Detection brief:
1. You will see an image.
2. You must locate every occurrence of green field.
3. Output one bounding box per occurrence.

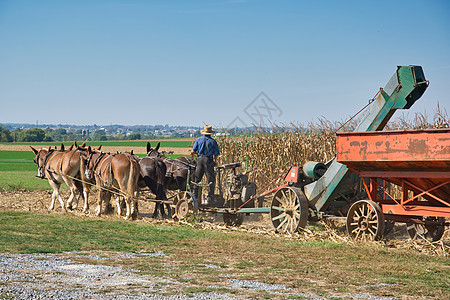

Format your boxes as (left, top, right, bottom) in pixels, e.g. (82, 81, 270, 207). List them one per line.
(0, 151, 48, 190)
(0, 149, 183, 191)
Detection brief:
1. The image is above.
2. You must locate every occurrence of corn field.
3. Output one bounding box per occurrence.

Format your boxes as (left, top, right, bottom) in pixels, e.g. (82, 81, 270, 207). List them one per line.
(216, 105, 449, 195)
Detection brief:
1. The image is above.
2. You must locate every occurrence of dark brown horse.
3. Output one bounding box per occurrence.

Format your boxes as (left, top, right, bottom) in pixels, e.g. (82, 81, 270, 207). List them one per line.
(135, 155, 170, 218)
(81, 148, 140, 219)
(146, 142, 196, 191)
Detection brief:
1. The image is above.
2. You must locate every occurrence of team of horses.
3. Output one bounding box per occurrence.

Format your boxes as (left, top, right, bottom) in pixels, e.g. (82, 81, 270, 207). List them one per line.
(30, 141, 194, 220)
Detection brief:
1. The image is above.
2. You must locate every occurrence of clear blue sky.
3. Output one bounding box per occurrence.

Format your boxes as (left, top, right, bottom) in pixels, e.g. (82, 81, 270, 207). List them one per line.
(1, 0, 449, 127)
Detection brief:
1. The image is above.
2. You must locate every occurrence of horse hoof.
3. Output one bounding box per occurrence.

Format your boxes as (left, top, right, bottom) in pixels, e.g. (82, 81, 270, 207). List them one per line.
(67, 205, 73, 211)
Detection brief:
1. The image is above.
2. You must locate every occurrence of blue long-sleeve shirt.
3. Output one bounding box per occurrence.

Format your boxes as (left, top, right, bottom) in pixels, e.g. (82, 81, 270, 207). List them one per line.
(192, 135, 220, 157)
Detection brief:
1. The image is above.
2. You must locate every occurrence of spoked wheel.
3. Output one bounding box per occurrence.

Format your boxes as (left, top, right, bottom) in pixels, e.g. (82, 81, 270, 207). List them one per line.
(406, 217, 445, 242)
(223, 212, 244, 227)
(171, 191, 198, 220)
(346, 200, 385, 241)
(270, 187, 308, 234)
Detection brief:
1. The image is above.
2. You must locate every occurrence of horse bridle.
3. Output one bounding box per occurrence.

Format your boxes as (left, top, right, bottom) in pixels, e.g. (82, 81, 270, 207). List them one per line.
(146, 149, 163, 158)
(85, 151, 107, 176)
(34, 149, 56, 178)
(147, 149, 196, 173)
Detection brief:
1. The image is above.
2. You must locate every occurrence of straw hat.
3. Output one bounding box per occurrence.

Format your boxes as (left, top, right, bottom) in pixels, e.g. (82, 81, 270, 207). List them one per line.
(200, 124, 215, 135)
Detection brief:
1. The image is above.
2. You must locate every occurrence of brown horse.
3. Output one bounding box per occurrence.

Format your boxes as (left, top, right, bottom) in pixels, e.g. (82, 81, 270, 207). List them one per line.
(31, 144, 82, 211)
(81, 147, 140, 219)
(62, 141, 102, 212)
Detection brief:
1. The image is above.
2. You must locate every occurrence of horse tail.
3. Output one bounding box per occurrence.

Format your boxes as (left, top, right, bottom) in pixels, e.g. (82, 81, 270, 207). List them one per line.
(153, 158, 167, 200)
(157, 160, 166, 188)
(128, 156, 140, 197)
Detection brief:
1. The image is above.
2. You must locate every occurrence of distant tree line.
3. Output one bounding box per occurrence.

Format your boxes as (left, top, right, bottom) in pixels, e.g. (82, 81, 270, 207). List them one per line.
(0, 126, 159, 142)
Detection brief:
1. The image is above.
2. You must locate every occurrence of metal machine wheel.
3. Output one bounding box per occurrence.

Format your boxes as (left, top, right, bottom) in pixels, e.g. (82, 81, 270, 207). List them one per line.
(223, 212, 244, 227)
(346, 200, 385, 241)
(171, 191, 198, 220)
(270, 187, 308, 234)
(406, 217, 445, 242)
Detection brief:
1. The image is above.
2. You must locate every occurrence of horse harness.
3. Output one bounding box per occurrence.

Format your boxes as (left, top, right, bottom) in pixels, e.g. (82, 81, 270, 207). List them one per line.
(35, 148, 59, 182)
(89, 152, 136, 188)
(146, 150, 195, 177)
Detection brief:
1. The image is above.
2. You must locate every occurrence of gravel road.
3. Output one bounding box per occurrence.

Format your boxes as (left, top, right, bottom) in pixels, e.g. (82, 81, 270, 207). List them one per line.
(0, 251, 236, 300)
(0, 251, 399, 300)
(0, 251, 320, 300)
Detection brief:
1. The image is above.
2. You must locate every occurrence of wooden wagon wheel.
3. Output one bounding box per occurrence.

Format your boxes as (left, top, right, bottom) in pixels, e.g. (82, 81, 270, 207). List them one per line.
(223, 212, 244, 227)
(171, 191, 198, 220)
(346, 200, 385, 241)
(270, 187, 308, 234)
(406, 217, 445, 242)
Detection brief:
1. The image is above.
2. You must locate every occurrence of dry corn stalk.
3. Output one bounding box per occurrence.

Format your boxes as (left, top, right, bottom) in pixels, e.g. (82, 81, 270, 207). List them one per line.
(216, 106, 449, 199)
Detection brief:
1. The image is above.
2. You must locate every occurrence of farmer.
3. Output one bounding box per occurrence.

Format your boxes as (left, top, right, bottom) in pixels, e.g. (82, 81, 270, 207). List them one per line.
(191, 125, 220, 205)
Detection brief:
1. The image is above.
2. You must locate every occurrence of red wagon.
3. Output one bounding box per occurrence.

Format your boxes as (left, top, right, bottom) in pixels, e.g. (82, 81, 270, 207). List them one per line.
(336, 128, 450, 241)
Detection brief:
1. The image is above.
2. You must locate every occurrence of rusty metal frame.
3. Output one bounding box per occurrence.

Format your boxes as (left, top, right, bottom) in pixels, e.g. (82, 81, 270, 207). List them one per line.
(400, 178, 450, 207)
(361, 175, 450, 217)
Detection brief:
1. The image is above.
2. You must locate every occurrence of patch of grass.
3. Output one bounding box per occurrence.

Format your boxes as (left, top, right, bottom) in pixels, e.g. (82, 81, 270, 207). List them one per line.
(0, 171, 52, 191)
(305, 222, 326, 231)
(183, 212, 204, 223)
(0, 150, 36, 160)
(235, 260, 255, 269)
(184, 286, 216, 294)
(288, 296, 311, 300)
(0, 211, 448, 299)
(0, 151, 36, 172)
(0, 151, 53, 191)
(285, 240, 344, 249)
(0, 212, 215, 253)
(97, 288, 114, 293)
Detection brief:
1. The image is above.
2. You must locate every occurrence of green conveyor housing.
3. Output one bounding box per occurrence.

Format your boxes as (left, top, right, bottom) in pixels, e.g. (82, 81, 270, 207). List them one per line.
(303, 66, 429, 212)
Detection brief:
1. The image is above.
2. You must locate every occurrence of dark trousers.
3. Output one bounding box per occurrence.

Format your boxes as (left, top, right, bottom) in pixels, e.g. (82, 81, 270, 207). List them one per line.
(194, 156, 215, 198)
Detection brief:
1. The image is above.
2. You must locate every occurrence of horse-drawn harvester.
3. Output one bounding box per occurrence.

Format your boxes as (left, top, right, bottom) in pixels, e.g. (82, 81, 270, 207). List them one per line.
(169, 65, 449, 241)
(31, 65, 449, 242)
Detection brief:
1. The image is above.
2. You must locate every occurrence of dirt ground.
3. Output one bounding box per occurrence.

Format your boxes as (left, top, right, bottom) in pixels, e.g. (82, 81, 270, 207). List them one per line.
(1, 189, 448, 246)
(0, 189, 272, 231)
